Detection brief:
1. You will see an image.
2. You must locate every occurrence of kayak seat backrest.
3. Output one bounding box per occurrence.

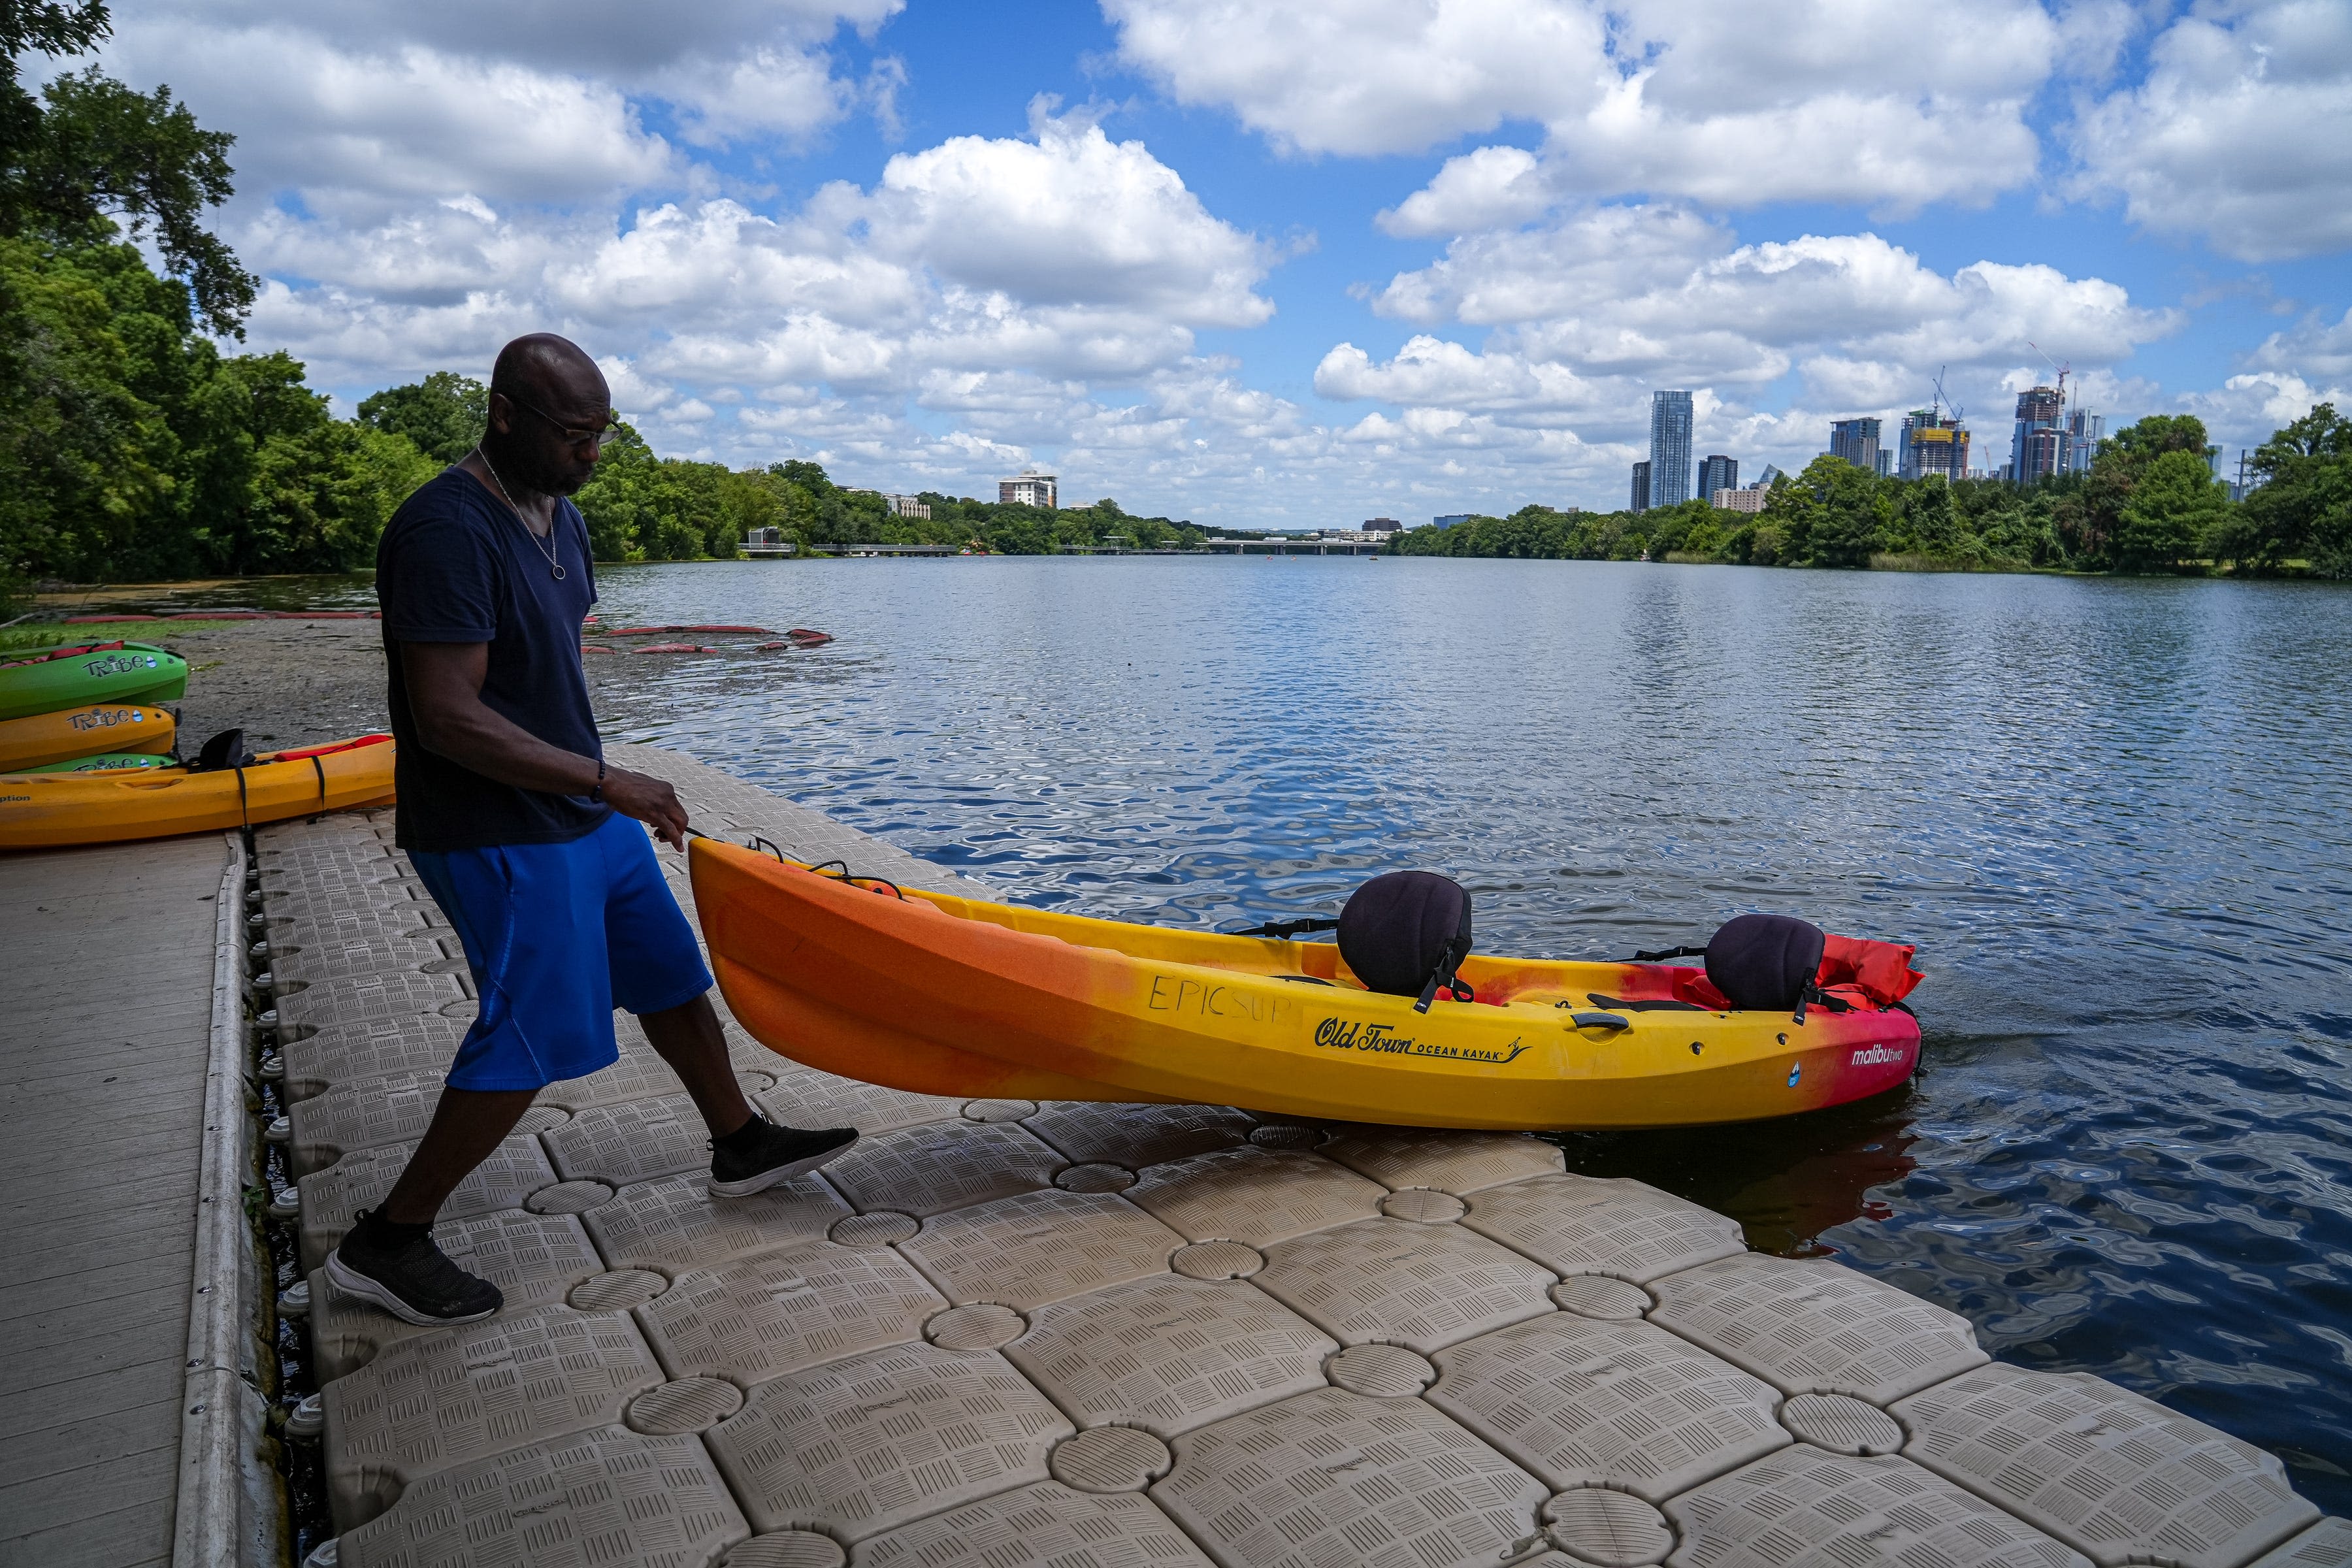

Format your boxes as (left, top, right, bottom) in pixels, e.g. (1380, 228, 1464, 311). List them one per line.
(1705, 913, 1825, 1011)
(190, 728, 258, 772)
(1338, 872, 1473, 1005)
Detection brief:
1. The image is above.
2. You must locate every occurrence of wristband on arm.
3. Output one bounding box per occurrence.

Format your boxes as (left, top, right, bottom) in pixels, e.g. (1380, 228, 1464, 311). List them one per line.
(591, 759, 606, 803)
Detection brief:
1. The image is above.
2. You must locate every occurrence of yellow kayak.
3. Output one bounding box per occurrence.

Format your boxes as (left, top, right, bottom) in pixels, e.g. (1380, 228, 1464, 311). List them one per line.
(0, 735, 395, 849)
(0, 703, 176, 772)
(689, 838, 1924, 1132)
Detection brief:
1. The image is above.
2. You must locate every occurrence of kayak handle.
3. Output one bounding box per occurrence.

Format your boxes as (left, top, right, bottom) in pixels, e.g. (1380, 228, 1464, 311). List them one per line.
(808, 859, 907, 900)
(1566, 1011, 1632, 1031)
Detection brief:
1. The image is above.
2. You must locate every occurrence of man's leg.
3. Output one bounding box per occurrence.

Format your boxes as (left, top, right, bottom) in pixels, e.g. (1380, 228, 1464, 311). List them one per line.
(327, 834, 611, 1328)
(637, 992, 753, 1137)
(596, 815, 857, 1195)
(633, 987, 858, 1197)
(374, 1086, 540, 1224)
(323, 1085, 535, 1326)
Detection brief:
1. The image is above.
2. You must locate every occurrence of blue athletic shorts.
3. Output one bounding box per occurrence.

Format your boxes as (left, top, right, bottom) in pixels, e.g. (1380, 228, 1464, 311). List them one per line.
(408, 812, 714, 1092)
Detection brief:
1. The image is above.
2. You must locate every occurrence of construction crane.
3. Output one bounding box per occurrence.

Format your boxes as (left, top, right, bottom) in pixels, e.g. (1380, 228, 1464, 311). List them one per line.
(2028, 342, 2069, 408)
(1929, 365, 1963, 424)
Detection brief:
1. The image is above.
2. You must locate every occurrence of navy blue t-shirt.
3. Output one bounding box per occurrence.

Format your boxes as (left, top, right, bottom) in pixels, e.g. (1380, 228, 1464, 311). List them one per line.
(376, 467, 612, 852)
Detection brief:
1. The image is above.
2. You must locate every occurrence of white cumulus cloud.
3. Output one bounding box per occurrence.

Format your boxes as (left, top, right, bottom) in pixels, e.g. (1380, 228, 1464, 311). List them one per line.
(1114, 0, 2056, 212)
(1316, 202, 2181, 487)
(1103, 0, 1609, 157)
(2066, 0, 2352, 261)
(57, 0, 2351, 523)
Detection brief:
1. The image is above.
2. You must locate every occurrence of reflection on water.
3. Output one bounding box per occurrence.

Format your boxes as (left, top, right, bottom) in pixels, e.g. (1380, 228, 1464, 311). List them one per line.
(1558, 1091, 1925, 1258)
(63, 574, 381, 613)
(253, 555, 2352, 1505)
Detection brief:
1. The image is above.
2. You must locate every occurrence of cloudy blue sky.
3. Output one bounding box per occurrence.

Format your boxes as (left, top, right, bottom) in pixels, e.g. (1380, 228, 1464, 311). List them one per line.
(92, 0, 2352, 526)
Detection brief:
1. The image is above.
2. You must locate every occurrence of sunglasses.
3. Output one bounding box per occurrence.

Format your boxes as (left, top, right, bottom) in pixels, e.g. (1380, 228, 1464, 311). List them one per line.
(506, 394, 623, 450)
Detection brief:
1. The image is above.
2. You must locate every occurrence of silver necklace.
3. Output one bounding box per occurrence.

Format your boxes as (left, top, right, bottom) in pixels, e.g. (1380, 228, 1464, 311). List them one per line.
(475, 447, 565, 580)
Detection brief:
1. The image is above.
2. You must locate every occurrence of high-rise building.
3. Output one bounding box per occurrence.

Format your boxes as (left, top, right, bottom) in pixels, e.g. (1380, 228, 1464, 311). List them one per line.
(1649, 391, 1693, 506)
(1696, 455, 1738, 498)
(847, 490, 932, 519)
(2064, 409, 2104, 475)
(1712, 487, 1765, 514)
(2010, 387, 2066, 485)
(1899, 410, 1970, 483)
(1431, 514, 1471, 529)
(1829, 417, 1882, 474)
(999, 472, 1058, 508)
(1629, 461, 1651, 514)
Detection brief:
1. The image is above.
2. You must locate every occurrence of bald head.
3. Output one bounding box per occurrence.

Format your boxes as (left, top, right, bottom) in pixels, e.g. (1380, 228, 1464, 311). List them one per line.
(490, 333, 603, 410)
(481, 333, 613, 498)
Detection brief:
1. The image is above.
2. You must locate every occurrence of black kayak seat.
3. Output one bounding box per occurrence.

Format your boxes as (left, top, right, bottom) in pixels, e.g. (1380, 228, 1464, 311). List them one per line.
(1705, 913, 1825, 1011)
(1338, 871, 1473, 1013)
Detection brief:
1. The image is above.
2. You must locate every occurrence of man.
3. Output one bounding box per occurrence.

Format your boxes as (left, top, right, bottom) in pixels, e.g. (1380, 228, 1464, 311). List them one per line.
(327, 333, 856, 1326)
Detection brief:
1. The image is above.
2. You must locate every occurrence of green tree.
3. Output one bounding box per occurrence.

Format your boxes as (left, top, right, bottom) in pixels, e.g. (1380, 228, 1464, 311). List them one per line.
(2060, 414, 2215, 566)
(715, 466, 783, 552)
(571, 428, 776, 561)
(2110, 449, 2228, 570)
(356, 371, 486, 465)
(0, 232, 179, 581)
(1, 3, 253, 333)
(573, 423, 659, 561)
(181, 350, 434, 573)
(2210, 403, 2352, 576)
(1762, 455, 1888, 566)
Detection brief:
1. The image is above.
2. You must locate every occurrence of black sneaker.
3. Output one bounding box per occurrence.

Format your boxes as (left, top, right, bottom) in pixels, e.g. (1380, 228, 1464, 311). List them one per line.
(709, 1119, 858, 1197)
(324, 1209, 503, 1326)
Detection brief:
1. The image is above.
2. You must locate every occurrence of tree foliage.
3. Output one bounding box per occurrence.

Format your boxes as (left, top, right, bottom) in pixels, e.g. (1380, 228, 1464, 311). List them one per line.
(0, 227, 438, 583)
(356, 370, 486, 465)
(566, 443, 1202, 563)
(2209, 403, 2352, 578)
(0, 0, 326, 595)
(1388, 411, 2330, 578)
(0, 1, 253, 333)
(2113, 449, 2229, 571)
(2055, 413, 2217, 569)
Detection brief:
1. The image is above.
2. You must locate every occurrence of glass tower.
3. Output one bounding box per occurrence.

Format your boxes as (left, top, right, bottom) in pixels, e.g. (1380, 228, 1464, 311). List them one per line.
(1649, 391, 1693, 506)
(2010, 387, 2066, 484)
(1829, 417, 1882, 474)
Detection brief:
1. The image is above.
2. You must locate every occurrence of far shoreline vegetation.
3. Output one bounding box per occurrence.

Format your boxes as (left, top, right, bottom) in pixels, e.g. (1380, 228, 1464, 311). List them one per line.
(2, 3, 2344, 613)
(1390, 408, 2351, 580)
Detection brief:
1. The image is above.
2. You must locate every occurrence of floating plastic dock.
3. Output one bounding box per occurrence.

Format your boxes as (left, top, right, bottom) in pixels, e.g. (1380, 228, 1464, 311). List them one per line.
(252, 747, 2341, 1568)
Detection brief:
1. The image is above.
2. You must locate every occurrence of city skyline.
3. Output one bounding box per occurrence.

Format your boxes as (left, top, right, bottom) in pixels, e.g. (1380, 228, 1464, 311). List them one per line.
(95, 0, 2351, 527)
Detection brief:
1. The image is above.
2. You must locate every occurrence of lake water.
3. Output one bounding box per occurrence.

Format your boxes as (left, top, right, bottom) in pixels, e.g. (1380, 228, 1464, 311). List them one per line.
(250, 555, 2352, 1503)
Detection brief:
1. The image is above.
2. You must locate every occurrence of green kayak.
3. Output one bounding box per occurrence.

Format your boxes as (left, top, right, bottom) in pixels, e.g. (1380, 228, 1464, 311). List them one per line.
(0, 642, 188, 721)
(10, 751, 178, 774)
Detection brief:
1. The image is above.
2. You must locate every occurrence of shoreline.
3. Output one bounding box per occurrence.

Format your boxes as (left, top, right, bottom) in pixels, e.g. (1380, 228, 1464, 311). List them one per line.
(20, 545, 2333, 613)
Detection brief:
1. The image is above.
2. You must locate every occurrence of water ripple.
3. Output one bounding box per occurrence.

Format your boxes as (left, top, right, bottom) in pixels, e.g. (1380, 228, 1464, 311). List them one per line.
(587, 556, 2352, 1508)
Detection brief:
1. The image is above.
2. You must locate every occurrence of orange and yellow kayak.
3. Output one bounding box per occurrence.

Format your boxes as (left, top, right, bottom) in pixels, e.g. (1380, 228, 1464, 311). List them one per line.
(689, 838, 1923, 1131)
(0, 703, 176, 772)
(0, 734, 395, 849)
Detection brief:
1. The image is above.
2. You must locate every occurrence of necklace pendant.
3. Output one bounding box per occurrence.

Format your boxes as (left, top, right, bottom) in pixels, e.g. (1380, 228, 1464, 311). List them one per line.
(551, 563, 567, 580)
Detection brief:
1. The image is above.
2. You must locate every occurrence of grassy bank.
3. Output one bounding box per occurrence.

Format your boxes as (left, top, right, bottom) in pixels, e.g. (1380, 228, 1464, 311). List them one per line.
(2, 619, 261, 652)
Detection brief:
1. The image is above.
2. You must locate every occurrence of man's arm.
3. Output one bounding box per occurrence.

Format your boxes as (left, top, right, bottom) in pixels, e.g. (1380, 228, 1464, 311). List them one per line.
(399, 640, 691, 849)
